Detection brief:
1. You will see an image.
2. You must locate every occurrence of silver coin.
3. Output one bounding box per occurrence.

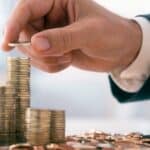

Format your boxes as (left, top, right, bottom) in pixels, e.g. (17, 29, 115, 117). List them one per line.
(8, 41, 31, 47)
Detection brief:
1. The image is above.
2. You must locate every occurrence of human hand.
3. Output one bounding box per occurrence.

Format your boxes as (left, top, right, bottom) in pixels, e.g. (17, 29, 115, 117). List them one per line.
(1, 0, 142, 73)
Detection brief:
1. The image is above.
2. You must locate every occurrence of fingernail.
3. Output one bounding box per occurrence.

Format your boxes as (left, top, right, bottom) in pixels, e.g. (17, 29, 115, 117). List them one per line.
(34, 37, 50, 51)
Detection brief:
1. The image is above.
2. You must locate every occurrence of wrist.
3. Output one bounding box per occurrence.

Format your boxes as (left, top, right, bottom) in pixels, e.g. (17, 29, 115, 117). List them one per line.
(126, 19, 142, 66)
(111, 16, 150, 93)
(116, 19, 142, 74)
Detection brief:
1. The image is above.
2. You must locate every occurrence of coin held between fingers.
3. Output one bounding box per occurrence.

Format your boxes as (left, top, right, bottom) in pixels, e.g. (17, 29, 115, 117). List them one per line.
(8, 41, 31, 47)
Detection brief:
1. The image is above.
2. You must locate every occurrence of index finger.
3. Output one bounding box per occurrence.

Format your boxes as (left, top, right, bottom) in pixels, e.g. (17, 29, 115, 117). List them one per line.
(1, 1, 31, 51)
(1, 0, 54, 51)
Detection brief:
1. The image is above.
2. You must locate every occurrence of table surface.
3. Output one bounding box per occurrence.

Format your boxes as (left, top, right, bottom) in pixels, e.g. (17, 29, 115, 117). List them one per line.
(0, 119, 150, 150)
(66, 119, 150, 135)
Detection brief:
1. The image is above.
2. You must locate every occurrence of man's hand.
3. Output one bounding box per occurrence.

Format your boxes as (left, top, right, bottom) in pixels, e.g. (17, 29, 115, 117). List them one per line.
(1, 0, 142, 73)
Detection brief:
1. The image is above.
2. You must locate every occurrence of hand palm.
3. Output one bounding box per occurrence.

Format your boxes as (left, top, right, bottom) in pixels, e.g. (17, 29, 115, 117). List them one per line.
(18, 0, 115, 73)
(2, 0, 140, 73)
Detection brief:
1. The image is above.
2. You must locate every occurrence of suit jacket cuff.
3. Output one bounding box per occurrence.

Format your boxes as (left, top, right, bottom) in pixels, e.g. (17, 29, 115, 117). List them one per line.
(111, 17, 150, 93)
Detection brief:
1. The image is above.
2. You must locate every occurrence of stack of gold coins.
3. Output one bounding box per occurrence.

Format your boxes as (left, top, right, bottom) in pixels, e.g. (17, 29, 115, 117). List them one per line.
(26, 108, 51, 146)
(0, 85, 16, 145)
(50, 110, 65, 143)
(7, 57, 30, 143)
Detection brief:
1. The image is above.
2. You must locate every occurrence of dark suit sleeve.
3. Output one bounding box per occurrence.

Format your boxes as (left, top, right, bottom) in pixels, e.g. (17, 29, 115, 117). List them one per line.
(109, 76, 150, 103)
(110, 14, 150, 103)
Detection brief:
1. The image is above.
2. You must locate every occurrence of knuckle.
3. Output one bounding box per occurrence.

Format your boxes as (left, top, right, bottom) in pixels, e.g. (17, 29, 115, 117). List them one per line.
(16, 1, 28, 16)
(28, 50, 38, 58)
(58, 29, 73, 52)
(43, 58, 58, 65)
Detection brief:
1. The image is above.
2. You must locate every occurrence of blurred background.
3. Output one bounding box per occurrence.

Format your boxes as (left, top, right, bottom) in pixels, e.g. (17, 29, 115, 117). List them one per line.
(0, 0, 150, 134)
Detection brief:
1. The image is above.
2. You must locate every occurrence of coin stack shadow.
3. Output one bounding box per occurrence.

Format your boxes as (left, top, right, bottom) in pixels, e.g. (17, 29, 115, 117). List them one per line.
(0, 85, 16, 145)
(7, 57, 30, 143)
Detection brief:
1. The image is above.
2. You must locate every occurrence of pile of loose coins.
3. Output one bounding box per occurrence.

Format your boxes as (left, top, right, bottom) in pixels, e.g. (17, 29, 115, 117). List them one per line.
(66, 131, 150, 149)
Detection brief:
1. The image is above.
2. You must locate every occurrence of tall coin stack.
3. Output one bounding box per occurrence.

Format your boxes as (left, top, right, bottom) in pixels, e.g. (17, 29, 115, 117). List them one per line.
(50, 110, 65, 143)
(7, 57, 30, 142)
(0, 85, 16, 145)
(26, 108, 51, 146)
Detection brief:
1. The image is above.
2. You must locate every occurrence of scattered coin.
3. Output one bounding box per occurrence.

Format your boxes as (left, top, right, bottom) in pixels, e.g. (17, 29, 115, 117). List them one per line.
(9, 143, 33, 150)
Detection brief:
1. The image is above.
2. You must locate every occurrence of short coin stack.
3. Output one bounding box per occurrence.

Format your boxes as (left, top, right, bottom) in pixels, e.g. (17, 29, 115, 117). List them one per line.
(50, 110, 65, 143)
(26, 108, 51, 146)
(0, 85, 16, 145)
(7, 57, 30, 142)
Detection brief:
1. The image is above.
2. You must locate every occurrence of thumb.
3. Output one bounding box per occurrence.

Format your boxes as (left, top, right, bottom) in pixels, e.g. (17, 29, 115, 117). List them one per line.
(31, 24, 83, 56)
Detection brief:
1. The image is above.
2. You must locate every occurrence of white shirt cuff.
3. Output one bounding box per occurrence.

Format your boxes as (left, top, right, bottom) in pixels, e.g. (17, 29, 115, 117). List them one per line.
(111, 17, 150, 93)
